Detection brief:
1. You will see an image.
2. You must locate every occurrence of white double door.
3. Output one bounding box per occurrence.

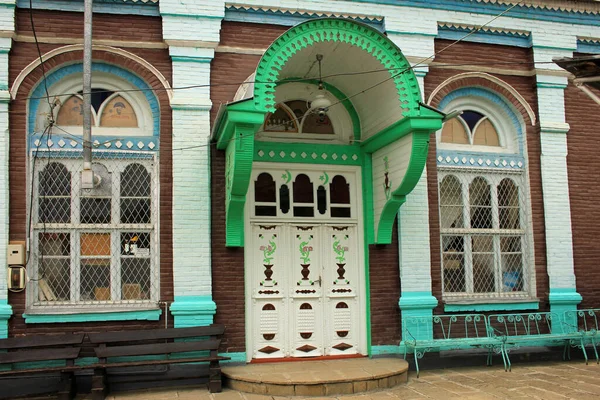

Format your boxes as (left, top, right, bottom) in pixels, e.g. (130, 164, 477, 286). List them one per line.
(248, 223, 363, 359)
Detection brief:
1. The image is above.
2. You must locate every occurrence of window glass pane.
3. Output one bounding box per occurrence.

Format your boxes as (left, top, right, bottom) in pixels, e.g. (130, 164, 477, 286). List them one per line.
(264, 105, 298, 132)
(470, 177, 492, 229)
(442, 236, 465, 292)
(38, 232, 70, 302)
(472, 235, 495, 293)
(100, 95, 138, 127)
(461, 110, 484, 132)
(255, 173, 276, 203)
(302, 112, 334, 134)
(441, 118, 469, 144)
(56, 96, 86, 126)
(293, 207, 314, 217)
(81, 198, 111, 224)
(121, 232, 151, 301)
(78, 89, 113, 114)
(440, 175, 463, 228)
(317, 185, 327, 214)
(473, 119, 500, 146)
(39, 163, 71, 223)
(255, 206, 277, 216)
(279, 184, 290, 214)
(331, 207, 351, 218)
(498, 178, 520, 229)
(80, 260, 111, 301)
(293, 174, 314, 203)
(121, 164, 151, 224)
(330, 175, 350, 204)
(501, 236, 524, 292)
(121, 164, 150, 197)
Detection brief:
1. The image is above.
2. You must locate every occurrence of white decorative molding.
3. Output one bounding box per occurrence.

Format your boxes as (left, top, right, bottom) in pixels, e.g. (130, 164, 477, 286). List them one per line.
(427, 72, 537, 126)
(10, 44, 173, 102)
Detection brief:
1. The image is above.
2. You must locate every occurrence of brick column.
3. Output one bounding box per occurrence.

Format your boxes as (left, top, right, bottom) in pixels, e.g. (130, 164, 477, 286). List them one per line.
(533, 39, 582, 318)
(387, 13, 439, 342)
(160, 0, 225, 327)
(0, 3, 14, 338)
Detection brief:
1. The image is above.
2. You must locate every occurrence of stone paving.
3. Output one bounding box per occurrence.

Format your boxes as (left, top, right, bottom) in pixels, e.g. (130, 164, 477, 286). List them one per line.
(94, 360, 600, 399)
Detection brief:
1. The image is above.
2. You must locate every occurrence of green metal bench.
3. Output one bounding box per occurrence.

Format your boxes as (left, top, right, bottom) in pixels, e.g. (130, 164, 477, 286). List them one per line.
(488, 312, 583, 371)
(564, 308, 600, 364)
(402, 314, 506, 377)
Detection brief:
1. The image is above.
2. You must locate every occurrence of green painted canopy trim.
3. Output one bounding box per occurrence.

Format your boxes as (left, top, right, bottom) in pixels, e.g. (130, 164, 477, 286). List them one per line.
(254, 141, 362, 165)
(213, 99, 267, 247)
(254, 18, 421, 115)
(278, 78, 361, 140)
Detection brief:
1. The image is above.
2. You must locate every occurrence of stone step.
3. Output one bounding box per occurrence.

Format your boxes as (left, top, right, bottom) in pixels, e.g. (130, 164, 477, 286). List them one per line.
(222, 357, 409, 396)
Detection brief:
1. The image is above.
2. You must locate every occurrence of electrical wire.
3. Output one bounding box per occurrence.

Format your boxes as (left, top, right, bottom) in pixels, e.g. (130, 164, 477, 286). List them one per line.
(18, 59, 557, 103)
(174, 1, 526, 152)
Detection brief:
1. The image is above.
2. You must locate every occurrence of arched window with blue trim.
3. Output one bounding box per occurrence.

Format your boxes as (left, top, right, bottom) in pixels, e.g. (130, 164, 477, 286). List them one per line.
(28, 63, 160, 309)
(436, 88, 533, 302)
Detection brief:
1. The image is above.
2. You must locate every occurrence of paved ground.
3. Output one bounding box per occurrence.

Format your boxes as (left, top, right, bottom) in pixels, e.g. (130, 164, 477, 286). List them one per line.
(93, 360, 600, 399)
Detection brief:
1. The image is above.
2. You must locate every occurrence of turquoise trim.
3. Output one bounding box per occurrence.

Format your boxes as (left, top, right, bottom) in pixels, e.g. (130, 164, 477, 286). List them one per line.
(17, 0, 160, 17)
(371, 345, 402, 356)
(548, 288, 582, 305)
(577, 40, 600, 54)
(171, 104, 212, 111)
(29, 63, 160, 138)
(224, 6, 384, 31)
(161, 13, 223, 20)
(438, 27, 531, 48)
(444, 301, 539, 312)
(347, 0, 600, 26)
(537, 82, 568, 89)
(170, 296, 216, 328)
(23, 309, 162, 324)
(387, 30, 437, 37)
(399, 292, 438, 311)
(171, 56, 213, 63)
(219, 352, 246, 363)
(532, 44, 576, 52)
(0, 300, 12, 339)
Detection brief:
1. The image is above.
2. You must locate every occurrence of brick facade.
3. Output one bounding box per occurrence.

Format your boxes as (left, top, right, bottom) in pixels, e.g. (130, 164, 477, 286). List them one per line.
(7, 10, 173, 335)
(565, 80, 600, 309)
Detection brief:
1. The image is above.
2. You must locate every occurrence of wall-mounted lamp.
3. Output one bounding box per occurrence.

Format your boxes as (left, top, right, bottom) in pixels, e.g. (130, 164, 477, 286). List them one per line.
(8, 266, 26, 292)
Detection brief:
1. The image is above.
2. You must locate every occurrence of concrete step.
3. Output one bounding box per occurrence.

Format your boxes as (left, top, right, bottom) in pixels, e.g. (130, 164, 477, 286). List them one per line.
(222, 357, 409, 396)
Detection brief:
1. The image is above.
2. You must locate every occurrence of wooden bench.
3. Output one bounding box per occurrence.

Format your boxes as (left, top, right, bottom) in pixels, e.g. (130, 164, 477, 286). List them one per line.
(488, 312, 583, 371)
(88, 324, 229, 399)
(564, 308, 600, 364)
(402, 314, 506, 377)
(0, 332, 85, 400)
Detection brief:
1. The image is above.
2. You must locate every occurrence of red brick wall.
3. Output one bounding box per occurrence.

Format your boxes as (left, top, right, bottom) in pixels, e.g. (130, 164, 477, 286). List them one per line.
(565, 80, 600, 309)
(425, 40, 549, 311)
(7, 10, 173, 335)
(369, 219, 401, 345)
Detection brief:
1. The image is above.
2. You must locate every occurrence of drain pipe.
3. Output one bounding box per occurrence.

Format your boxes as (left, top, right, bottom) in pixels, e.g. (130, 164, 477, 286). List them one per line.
(81, 0, 94, 189)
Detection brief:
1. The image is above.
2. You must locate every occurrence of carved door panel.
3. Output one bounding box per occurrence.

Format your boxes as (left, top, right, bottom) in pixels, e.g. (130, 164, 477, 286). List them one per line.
(322, 225, 360, 356)
(251, 224, 286, 359)
(290, 224, 324, 357)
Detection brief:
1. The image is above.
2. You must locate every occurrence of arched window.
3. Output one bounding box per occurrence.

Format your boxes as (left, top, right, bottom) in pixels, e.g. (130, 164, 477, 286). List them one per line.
(441, 110, 500, 147)
(264, 100, 334, 135)
(436, 89, 531, 302)
(29, 65, 159, 308)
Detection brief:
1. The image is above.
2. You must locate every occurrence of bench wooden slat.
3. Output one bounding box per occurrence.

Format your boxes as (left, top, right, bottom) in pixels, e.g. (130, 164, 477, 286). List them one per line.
(0, 347, 81, 365)
(95, 338, 221, 358)
(88, 325, 225, 344)
(90, 355, 230, 370)
(0, 333, 84, 350)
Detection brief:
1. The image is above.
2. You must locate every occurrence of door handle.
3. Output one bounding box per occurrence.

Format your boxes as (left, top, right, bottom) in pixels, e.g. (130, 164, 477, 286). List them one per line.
(313, 275, 322, 287)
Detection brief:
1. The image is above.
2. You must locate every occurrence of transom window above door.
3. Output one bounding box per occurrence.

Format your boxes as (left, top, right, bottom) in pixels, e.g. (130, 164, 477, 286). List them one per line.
(264, 100, 334, 136)
(250, 169, 358, 221)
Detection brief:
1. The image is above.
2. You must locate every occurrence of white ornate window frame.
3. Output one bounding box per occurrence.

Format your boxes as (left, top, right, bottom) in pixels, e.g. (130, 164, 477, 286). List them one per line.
(436, 91, 536, 305)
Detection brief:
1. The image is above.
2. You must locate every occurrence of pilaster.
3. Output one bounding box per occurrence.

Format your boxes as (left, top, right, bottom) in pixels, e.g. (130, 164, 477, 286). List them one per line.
(0, 4, 14, 338)
(533, 37, 582, 315)
(160, 1, 225, 327)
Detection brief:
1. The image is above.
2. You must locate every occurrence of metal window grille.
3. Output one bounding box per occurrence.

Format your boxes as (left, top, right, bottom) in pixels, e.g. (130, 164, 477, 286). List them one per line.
(438, 169, 532, 301)
(29, 150, 159, 309)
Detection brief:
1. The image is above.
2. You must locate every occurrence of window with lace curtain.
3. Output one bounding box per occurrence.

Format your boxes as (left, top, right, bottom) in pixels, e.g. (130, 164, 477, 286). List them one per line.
(436, 96, 533, 302)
